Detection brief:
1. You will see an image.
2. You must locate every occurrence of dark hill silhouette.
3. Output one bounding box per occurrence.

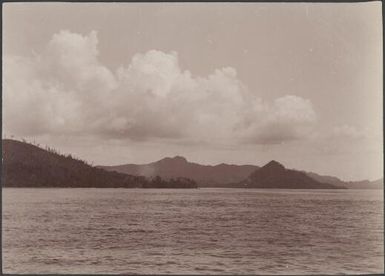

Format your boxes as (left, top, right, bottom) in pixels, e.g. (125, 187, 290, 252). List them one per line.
(241, 160, 341, 189)
(2, 139, 197, 188)
(99, 156, 258, 187)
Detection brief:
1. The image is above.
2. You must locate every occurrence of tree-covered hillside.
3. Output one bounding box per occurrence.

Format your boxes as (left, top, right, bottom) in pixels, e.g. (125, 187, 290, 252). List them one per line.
(2, 139, 197, 188)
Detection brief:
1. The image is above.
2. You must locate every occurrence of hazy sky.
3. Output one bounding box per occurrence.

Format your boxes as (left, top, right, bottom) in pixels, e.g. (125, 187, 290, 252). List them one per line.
(3, 2, 382, 181)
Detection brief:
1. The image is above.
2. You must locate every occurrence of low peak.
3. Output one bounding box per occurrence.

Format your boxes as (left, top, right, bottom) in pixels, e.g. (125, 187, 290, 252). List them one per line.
(262, 160, 285, 170)
(172, 156, 187, 162)
(158, 156, 188, 163)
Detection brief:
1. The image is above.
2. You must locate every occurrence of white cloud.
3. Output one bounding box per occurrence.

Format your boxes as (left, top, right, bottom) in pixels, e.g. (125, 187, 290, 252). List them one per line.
(4, 30, 318, 145)
(239, 95, 317, 144)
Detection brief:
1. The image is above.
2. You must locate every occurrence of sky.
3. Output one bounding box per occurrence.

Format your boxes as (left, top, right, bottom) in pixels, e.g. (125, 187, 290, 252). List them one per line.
(2, 2, 383, 181)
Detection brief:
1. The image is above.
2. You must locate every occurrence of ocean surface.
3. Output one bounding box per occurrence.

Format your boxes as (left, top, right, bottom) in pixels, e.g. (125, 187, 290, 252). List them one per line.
(2, 188, 384, 274)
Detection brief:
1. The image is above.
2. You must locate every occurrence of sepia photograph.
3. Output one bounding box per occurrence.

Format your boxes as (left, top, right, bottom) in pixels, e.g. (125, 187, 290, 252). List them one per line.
(2, 2, 383, 274)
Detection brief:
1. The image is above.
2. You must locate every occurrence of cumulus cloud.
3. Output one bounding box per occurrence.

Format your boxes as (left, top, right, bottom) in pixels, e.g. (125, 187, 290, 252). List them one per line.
(4, 30, 317, 145)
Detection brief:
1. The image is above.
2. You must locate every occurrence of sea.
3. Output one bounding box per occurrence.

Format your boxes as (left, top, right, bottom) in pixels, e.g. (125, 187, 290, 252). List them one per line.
(2, 188, 384, 274)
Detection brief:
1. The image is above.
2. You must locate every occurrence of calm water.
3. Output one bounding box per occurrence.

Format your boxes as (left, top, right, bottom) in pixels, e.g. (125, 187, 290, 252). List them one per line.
(2, 188, 384, 274)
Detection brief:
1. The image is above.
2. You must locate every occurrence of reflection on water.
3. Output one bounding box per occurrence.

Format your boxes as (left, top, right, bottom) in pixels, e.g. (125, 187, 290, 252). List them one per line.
(3, 188, 384, 274)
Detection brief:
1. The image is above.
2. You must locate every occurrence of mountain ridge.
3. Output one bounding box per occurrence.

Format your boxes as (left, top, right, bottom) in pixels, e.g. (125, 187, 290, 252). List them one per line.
(100, 157, 383, 189)
(3, 139, 380, 189)
(99, 156, 259, 187)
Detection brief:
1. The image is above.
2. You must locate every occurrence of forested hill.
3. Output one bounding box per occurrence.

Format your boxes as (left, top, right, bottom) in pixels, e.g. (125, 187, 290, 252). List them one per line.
(242, 160, 341, 189)
(2, 139, 197, 188)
